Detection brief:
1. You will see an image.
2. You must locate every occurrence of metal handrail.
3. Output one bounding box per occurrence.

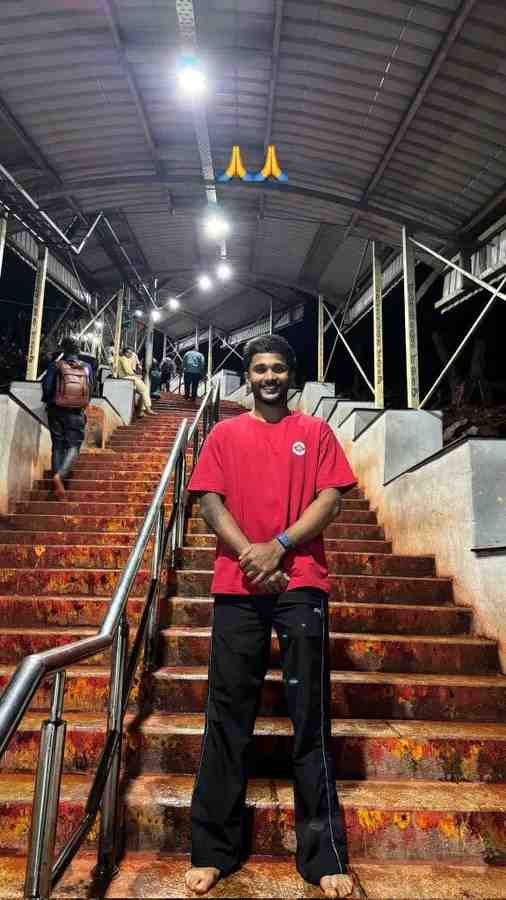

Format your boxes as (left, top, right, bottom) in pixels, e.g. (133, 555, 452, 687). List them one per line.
(0, 382, 220, 899)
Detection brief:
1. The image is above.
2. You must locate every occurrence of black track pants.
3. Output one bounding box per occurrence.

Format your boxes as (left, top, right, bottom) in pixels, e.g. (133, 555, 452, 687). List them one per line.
(190, 589, 347, 884)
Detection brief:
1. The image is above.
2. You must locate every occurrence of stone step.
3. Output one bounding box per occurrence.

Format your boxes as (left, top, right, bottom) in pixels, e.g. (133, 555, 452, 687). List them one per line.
(0, 566, 152, 596)
(0, 530, 138, 547)
(185, 533, 392, 553)
(1, 513, 145, 533)
(171, 571, 454, 605)
(0, 595, 145, 627)
(179, 547, 436, 577)
(3, 773, 504, 860)
(161, 597, 472, 635)
(0, 851, 506, 900)
(75, 451, 194, 464)
(5, 713, 506, 785)
(152, 668, 506, 721)
(159, 627, 497, 674)
(0, 627, 123, 666)
(185, 517, 385, 540)
(0, 665, 120, 712)
(41, 469, 165, 483)
(14, 500, 171, 517)
(2, 853, 505, 899)
(36, 477, 163, 491)
(27, 489, 166, 503)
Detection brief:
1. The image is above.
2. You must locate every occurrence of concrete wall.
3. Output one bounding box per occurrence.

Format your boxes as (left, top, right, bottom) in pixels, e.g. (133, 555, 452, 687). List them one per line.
(85, 399, 124, 450)
(332, 408, 506, 670)
(298, 382, 334, 414)
(0, 395, 52, 515)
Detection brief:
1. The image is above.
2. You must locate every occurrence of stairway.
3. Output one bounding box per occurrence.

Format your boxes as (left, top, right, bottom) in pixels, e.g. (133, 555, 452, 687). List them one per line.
(1, 395, 506, 898)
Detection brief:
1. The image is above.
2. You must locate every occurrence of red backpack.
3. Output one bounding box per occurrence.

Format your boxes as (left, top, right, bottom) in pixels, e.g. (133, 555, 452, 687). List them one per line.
(54, 359, 91, 409)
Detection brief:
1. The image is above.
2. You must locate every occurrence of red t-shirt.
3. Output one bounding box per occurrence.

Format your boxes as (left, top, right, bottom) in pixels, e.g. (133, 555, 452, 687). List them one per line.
(187, 411, 357, 596)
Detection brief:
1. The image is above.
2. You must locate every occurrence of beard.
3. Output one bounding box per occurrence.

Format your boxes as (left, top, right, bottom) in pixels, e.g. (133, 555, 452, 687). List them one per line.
(250, 381, 289, 406)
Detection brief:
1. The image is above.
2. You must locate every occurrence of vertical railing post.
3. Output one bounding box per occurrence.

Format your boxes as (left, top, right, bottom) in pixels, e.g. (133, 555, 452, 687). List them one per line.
(207, 324, 213, 387)
(145, 507, 165, 671)
(24, 671, 67, 900)
(112, 284, 125, 377)
(317, 294, 324, 383)
(372, 241, 384, 408)
(269, 298, 273, 335)
(93, 617, 129, 881)
(144, 321, 154, 395)
(26, 245, 49, 380)
(0, 209, 8, 280)
(402, 226, 420, 408)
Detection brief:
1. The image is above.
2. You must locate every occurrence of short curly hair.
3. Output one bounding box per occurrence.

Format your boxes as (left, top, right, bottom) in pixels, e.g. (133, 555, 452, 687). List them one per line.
(243, 335, 296, 372)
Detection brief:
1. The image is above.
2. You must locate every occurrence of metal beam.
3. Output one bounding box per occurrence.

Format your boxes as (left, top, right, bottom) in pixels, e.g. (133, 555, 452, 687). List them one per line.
(100, 0, 164, 175)
(402, 227, 420, 409)
(0, 210, 7, 278)
(26, 246, 48, 380)
(112, 285, 125, 377)
(37, 175, 452, 238)
(372, 241, 384, 409)
(317, 294, 324, 383)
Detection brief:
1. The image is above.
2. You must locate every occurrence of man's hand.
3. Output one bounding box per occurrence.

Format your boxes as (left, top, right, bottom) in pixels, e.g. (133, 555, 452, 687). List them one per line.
(262, 569, 290, 592)
(238, 540, 285, 585)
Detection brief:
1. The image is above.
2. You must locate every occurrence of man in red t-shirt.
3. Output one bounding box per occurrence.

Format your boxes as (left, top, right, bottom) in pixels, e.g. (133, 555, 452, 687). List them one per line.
(185, 335, 356, 899)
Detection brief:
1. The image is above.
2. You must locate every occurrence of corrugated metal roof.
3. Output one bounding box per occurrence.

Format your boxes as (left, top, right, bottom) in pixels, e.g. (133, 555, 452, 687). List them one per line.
(1, 0, 506, 339)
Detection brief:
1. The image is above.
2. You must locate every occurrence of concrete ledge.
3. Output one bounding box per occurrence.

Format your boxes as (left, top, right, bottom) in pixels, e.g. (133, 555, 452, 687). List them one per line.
(334, 400, 378, 427)
(298, 382, 334, 414)
(224, 382, 253, 409)
(0, 395, 52, 515)
(287, 390, 301, 411)
(10, 380, 48, 427)
(102, 379, 135, 424)
(331, 407, 382, 457)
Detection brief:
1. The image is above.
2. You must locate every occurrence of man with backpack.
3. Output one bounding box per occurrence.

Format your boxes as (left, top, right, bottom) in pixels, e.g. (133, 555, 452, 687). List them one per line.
(42, 337, 92, 499)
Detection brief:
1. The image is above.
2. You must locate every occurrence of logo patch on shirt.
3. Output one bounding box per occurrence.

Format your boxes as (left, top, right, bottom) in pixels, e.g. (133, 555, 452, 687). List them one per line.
(292, 441, 306, 456)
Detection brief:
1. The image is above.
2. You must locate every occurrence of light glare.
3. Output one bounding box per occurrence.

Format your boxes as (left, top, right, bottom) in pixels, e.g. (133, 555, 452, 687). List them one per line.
(151, 310, 161, 322)
(204, 213, 230, 240)
(167, 297, 180, 310)
(198, 275, 212, 291)
(134, 309, 143, 317)
(177, 58, 207, 97)
(216, 262, 232, 281)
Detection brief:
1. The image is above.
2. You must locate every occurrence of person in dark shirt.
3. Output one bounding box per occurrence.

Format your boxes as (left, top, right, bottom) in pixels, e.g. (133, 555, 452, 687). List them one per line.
(42, 337, 92, 498)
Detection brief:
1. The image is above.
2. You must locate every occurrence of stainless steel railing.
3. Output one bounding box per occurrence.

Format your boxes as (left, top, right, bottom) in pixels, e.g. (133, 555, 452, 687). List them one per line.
(0, 380, 220, 900)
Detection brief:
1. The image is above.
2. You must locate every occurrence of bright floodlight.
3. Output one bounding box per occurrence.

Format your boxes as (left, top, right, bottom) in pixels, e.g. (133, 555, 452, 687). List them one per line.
(167, 297, 180, 310)
(151, 310, 161, 322)
(216, 262, 232, 281)
(198, 274, 213, 291)
(134, 309, 143, 317)
(177, 55, 207, 97)
(204, 212, 230, 240)
(95, 321, 104, 331)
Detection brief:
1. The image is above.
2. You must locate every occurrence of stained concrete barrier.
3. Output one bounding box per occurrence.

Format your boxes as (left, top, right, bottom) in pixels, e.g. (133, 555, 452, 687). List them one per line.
(331, 406, 506, 670)
(0, 395, 52, 515)
(10, 380, 48, 427)
(332, 406, 382, 456)
(102, 378, 135, 424)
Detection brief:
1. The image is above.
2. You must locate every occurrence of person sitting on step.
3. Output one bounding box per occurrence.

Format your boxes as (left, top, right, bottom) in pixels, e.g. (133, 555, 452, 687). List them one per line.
(185, 334, 357, 899)
(117, 346, 157, 417)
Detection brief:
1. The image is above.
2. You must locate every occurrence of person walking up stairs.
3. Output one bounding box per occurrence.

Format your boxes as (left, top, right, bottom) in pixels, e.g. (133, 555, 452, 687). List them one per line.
(0, 394, 506, 897)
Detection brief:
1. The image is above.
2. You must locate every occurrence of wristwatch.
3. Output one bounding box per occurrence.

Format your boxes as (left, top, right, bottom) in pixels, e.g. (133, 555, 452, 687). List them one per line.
(276, 531, 295, 552)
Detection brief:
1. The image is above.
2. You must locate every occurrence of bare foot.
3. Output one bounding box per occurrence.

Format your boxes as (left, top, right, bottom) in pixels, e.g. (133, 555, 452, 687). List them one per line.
(185, 866, 221, 895)
(52, 474, 65, 499)
(320, 873, 354, 898)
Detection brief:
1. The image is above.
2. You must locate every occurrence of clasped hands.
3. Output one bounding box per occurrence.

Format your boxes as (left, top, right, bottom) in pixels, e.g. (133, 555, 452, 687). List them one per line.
(238, 540, 289, 591)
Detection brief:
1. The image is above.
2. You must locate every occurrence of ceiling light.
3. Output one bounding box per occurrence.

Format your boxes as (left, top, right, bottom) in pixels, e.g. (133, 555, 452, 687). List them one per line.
(216, 262, 232, 281)
(94, 321, 104, 331)
(198, 274, 213, 291)
(151, 310, 161, 322)
(177, 55, 207, 97)
(167, 297, 180, 310)
(203, 212, 230, 240)
(134, 309, 143, 317)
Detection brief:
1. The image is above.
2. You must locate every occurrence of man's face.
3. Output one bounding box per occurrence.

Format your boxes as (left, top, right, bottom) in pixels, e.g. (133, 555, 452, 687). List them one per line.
(247, 352, 290, 406)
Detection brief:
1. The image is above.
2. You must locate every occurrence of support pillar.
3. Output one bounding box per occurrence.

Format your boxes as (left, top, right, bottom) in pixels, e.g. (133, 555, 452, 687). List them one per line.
(269, 298, 273, 335)
(112, 285, 125, 377)
(195, 323, 200, 349)
(0, 210, 7, 279)
(26, 245, 48, 380)
(162, 333, 167, 361)
(402, 226, 420, 408)
(144, 320, 154, 393)
(372, 241, 384, 408)
(317, 293, 324, 383)
(207, 324, 213, 382)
